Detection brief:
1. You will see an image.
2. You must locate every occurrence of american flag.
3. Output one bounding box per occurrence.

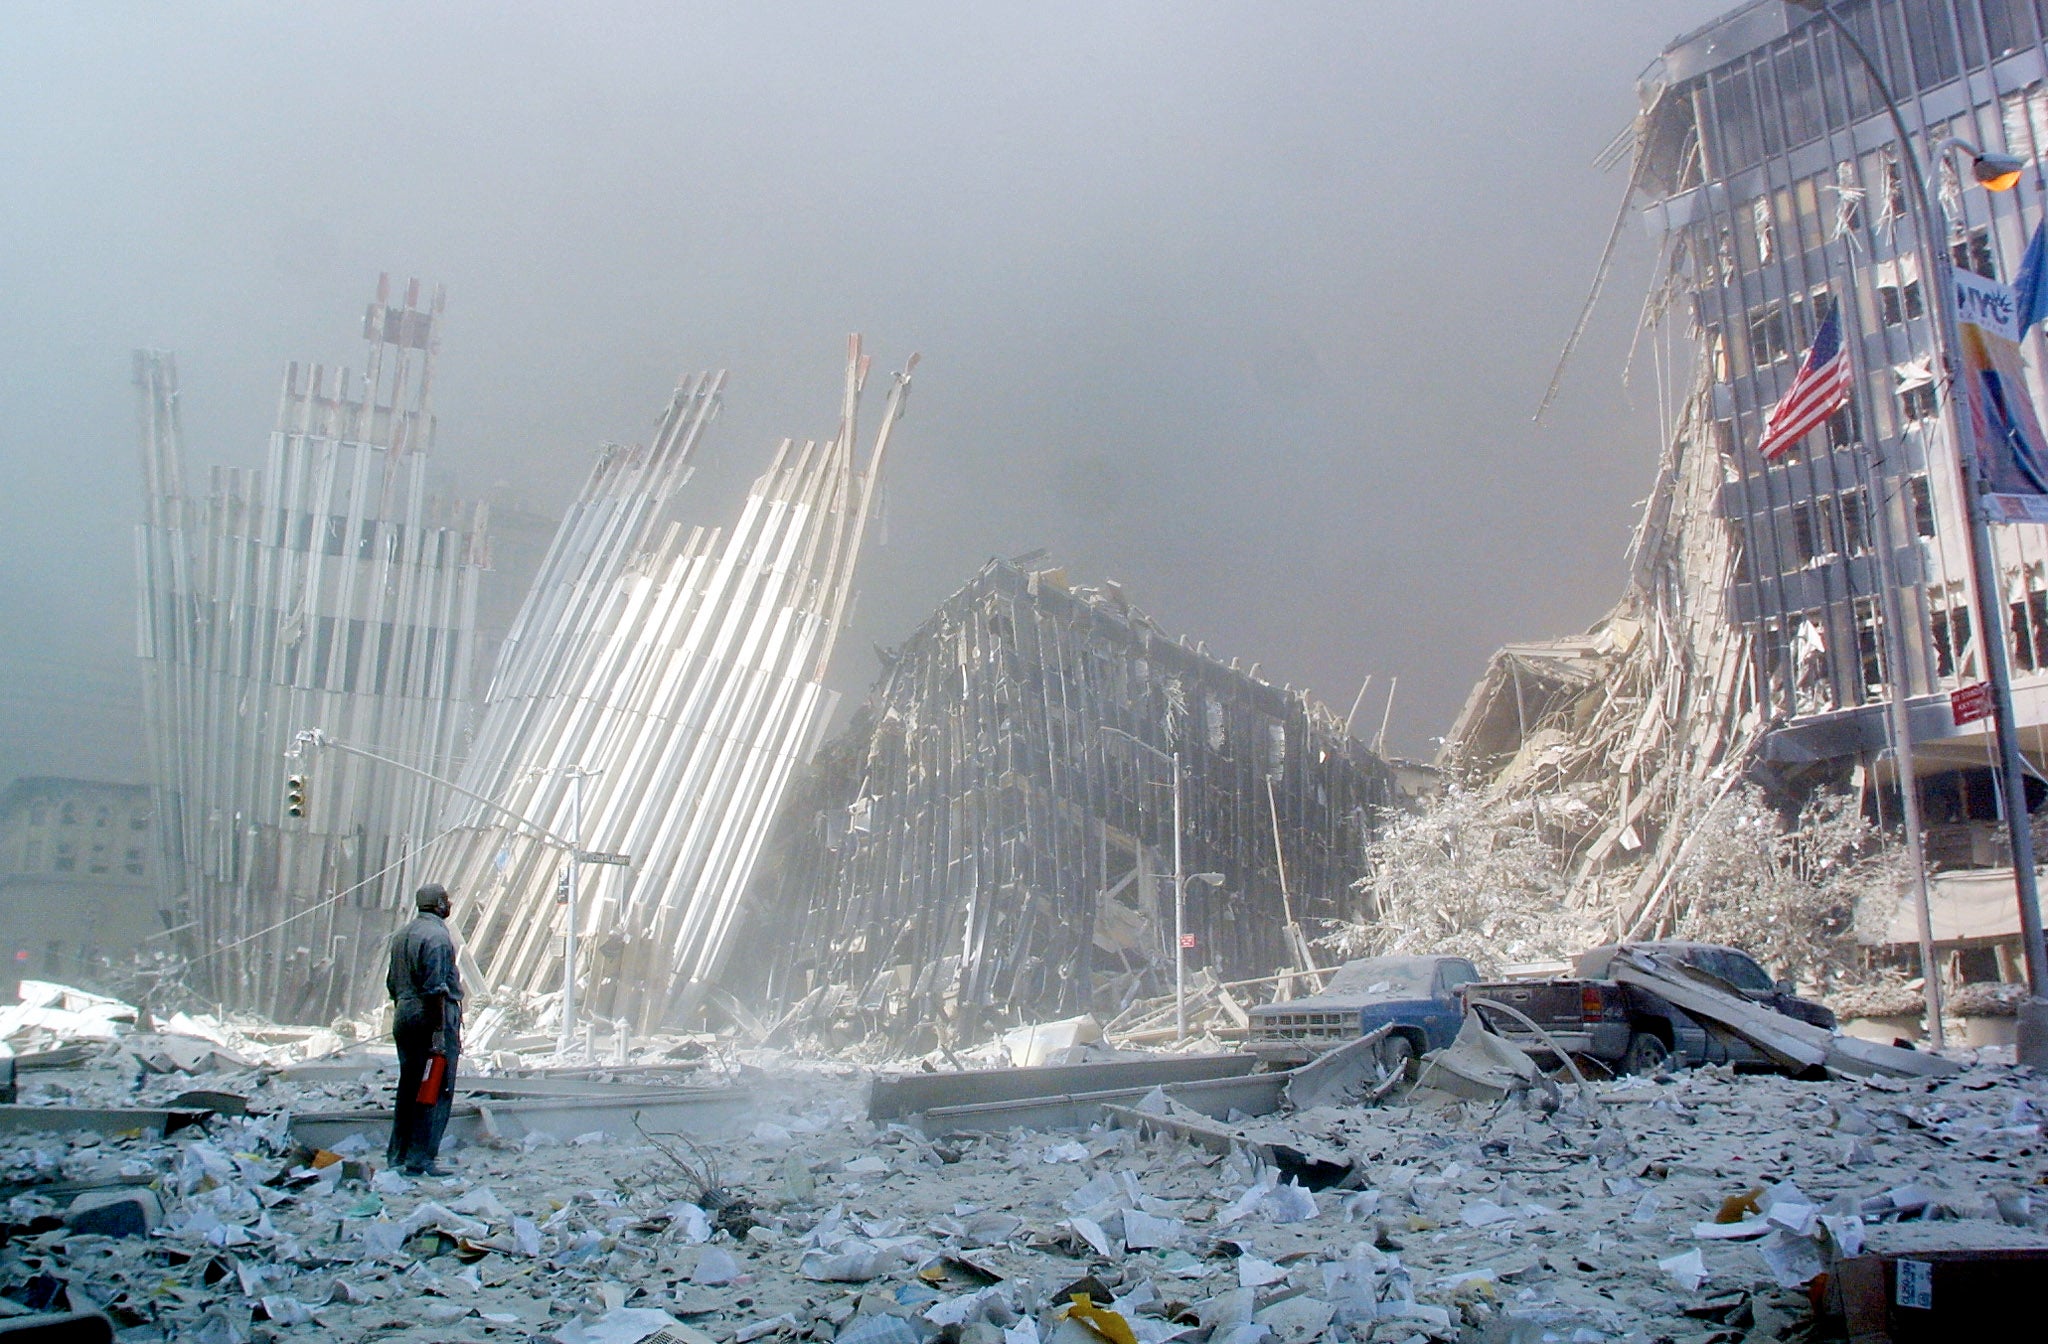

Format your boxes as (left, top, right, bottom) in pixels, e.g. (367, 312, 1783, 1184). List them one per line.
(1758, 298, 1854, 460)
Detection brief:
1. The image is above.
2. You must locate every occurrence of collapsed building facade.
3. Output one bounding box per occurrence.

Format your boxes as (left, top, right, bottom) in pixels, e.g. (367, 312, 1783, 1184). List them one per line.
(134, 279, 489, 1021)
(1449, 0, 2048, 979)
(434, 341, 910, 1034)
(735, 559, 1401, 1044)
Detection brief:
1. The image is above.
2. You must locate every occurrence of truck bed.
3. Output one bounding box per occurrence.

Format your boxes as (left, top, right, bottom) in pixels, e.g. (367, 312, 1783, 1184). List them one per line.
(1459, 978, 1630, 1060)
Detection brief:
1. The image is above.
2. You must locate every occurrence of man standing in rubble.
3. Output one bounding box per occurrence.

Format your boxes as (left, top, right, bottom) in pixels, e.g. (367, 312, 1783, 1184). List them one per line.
(386, 882, 462, 1176)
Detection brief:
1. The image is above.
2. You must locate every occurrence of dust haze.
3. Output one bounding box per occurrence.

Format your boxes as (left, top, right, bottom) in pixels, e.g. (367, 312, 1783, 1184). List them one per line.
(0, 3, 1731, 780)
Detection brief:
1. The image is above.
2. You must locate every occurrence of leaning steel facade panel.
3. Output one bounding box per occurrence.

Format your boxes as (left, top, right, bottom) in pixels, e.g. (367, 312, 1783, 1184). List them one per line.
(437, 340, 909, 1032)
(735, 560, 1400, 1045)
(134, 278, 486, 1021)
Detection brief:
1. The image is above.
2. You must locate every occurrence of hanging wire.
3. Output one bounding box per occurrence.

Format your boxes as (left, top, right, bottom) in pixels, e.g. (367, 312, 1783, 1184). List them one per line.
(185, 821, 466, 965)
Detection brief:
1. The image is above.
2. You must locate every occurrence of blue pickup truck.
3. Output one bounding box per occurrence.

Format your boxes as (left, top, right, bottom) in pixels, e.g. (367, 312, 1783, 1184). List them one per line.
(1245, 954, 1481, 1072)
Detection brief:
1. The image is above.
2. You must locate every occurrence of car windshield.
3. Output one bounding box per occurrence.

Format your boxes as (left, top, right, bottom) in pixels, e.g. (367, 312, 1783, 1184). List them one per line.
(1320, 957, 1438, 999)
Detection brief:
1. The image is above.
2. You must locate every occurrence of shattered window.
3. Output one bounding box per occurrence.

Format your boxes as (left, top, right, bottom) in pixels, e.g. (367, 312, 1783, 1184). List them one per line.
(1877, 277, 1924, 326)
(2010, 591, 2048, 672)
(1839, 486, 1870, 554)
(1899, 382, 1938, 423)
(1855, 598, 1885, 698)
(1748, 303, 1790, 365)
(1931, 601, 1975, 680)
(1830, 162, 1864, 242)
(1881, 158, 1908, 233)
(1753, 197, 1776, 265)
(1817, 495, 1844, 558)
(1205, 698, 1226, 752)
(1825, 405, 1859, 453)
(1792, 611, 1834, 714)
(1908, 476, 1937, 539)
(1790, 503, 1822, 566)
(1951, 227, 1997, 280)
(2001, 83, 2048, 161)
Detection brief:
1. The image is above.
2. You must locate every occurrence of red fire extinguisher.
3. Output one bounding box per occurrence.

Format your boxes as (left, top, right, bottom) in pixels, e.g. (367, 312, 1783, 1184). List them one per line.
(416, 1053, 447, 1105)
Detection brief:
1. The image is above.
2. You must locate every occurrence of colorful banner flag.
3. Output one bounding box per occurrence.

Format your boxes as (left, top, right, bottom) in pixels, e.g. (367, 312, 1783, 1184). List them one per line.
(1953, 268, 2048, 523)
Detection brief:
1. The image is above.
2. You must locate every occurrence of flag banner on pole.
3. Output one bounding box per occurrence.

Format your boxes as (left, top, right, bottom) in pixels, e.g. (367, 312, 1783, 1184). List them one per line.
(1953, 268, 2048, 524)
(1757, 297, 1853, 460)
(2013, 217, 2048, 339)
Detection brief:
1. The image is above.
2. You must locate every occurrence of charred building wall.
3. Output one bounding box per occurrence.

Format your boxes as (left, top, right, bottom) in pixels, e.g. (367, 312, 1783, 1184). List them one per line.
(734, 559, 1399, 1043)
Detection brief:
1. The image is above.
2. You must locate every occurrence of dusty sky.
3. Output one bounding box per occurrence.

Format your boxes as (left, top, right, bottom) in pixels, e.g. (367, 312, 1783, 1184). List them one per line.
(0, 2, 1735, 783)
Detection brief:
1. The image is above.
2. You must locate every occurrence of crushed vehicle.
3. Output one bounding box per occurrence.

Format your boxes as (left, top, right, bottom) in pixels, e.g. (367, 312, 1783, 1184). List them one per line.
(1245, 954, 1479, 1072)
(1458, 940, 1836, 1075)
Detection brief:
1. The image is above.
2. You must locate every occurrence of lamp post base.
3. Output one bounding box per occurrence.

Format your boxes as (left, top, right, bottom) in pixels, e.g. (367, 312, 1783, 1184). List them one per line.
(2016, 998, 2048, 1070)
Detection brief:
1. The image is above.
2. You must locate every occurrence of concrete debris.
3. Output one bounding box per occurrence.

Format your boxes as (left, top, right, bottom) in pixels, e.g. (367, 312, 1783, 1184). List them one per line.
(0, 987, 2044, 1343)
(1413, 1014, 1543, 1105)
(1607, 948, 1962, 1081)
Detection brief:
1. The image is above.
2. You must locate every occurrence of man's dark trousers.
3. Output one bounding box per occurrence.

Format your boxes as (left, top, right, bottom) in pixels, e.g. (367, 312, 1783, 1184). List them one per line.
(389, 1022, 458, 1171)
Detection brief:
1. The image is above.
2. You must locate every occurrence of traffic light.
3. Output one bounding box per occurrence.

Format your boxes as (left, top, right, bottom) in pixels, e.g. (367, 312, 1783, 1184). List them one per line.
(285, 775, 309, 819)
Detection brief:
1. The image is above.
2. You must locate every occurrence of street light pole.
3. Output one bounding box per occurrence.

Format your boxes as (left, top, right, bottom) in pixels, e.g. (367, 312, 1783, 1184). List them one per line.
(552, 765, 602, 1059)
(1100, 726, 1194, 1039)
(1169, 749, 1186, 1042)
(1802, 3, 2048, 1025)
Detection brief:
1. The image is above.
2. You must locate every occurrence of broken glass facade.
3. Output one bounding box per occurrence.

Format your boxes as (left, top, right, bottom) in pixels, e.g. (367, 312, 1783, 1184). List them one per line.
(1641, 0, 2048, 779)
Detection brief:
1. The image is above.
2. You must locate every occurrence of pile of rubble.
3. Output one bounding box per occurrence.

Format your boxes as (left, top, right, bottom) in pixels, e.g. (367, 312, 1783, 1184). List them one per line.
(0, 969, 2045, 1341)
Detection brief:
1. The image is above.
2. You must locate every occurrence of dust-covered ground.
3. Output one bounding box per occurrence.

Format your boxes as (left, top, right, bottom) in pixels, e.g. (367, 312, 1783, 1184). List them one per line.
(4, 1038, 2048, 1343)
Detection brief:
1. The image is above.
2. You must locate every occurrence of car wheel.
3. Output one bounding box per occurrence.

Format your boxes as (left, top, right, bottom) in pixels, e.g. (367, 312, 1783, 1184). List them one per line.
(1621, 1031, 1670, 1076)
(1379, 1035, 1415, 1081)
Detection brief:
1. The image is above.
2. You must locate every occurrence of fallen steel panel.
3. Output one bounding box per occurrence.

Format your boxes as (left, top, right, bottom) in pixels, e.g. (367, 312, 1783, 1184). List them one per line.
(912, 1070, 1286, 1137)
(1101, 1103, 1353, 1189)
(287, 1086, 752, 1152)
(867, 1053, 1258, 1123)
(0, 1105, 211, 1139)
(455, 1076, 727, 1099)
(1282, 1025, 1392, 1112)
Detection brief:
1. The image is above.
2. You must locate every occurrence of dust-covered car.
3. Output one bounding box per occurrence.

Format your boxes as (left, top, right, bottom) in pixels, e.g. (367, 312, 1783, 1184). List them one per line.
(1246, 954, 1480, 1072)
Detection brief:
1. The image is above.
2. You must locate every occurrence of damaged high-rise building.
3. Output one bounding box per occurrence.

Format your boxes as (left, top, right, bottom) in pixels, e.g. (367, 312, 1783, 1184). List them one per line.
(1451, 1, 2048, 971)
(134, 279, 489, 1021)
(734, 559, 1400, 1045)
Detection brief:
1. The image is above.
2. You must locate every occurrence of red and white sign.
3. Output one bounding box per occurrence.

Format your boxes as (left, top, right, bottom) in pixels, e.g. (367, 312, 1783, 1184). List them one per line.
(1951, 681, 1993, 727)
(1179, 934, 1197, 950)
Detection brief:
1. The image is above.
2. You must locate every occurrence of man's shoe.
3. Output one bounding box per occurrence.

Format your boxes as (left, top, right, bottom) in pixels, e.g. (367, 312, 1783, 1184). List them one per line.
(405, 1163, 453, 1178)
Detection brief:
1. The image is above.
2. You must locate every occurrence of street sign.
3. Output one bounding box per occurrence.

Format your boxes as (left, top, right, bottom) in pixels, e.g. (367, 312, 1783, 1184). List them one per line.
(575, 850, 632, 866)
(1951, 681, 1993, 727)
(1179, 934, 1197, 950)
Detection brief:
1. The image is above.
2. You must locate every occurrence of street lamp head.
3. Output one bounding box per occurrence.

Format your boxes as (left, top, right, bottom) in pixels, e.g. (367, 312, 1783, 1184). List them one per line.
(1972, 150, 2026, 192)
(1189, 872, 1225, 886)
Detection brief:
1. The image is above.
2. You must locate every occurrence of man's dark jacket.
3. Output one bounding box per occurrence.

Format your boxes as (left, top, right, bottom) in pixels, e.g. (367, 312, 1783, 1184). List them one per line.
(387, 911, 463, 1038)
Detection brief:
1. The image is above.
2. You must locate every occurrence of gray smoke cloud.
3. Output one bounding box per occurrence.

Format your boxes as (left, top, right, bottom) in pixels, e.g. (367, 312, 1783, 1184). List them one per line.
(0, 2, 1732, 781)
